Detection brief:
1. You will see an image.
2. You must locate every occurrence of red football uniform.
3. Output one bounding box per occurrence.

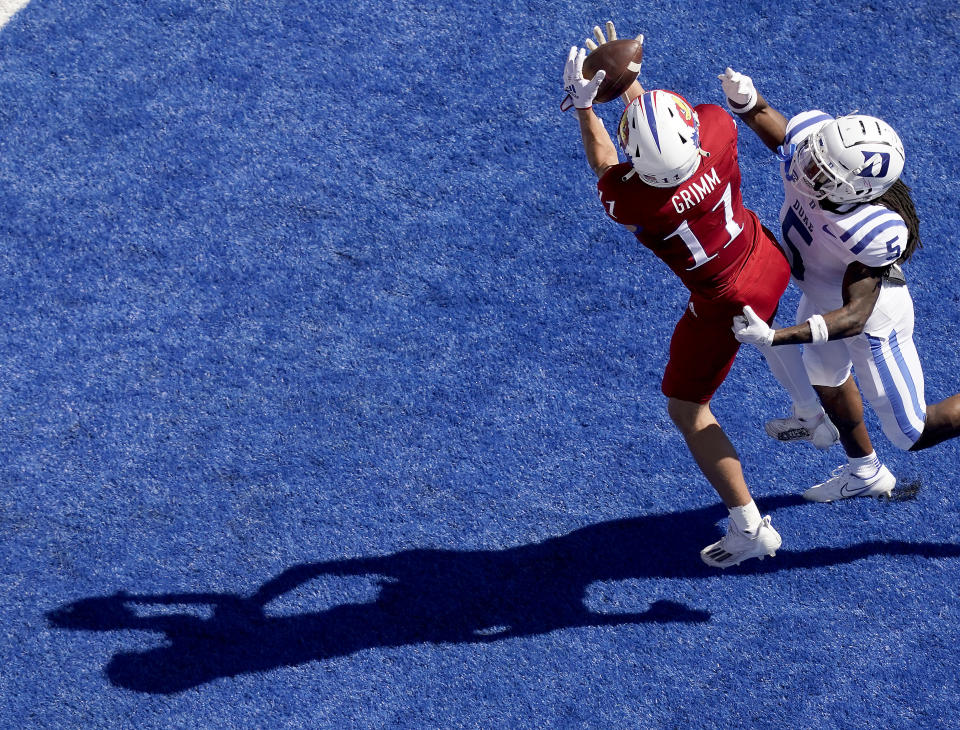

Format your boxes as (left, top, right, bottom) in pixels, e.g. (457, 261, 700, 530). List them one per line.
(597, 103, 790, 403)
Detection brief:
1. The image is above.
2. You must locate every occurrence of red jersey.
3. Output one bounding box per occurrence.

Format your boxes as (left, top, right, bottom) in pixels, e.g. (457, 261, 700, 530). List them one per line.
(597, 104, 762, 298)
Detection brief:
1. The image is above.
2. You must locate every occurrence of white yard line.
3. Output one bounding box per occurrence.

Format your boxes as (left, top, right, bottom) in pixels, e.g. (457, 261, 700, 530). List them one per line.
(0, 0, 31, 29)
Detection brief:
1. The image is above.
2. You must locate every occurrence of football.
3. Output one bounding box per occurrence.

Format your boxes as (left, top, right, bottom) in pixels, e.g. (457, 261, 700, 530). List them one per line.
(582, 39, 643, 103)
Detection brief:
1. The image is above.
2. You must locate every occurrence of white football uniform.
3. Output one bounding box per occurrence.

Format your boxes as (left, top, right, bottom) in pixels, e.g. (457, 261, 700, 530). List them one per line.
(777, 110, 926, 450)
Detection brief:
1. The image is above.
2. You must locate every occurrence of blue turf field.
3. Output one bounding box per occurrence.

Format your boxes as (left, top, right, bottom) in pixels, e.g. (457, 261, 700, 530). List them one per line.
(2, 0, 960, 727)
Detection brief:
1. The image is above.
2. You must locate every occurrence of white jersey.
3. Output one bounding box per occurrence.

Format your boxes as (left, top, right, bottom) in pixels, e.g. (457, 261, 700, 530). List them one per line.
(776, 111, 925, 449)
(777, 110, 909, 312)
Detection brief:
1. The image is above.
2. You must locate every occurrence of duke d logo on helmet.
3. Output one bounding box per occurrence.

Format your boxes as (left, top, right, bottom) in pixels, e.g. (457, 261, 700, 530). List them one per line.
(859, 151, 891, 178)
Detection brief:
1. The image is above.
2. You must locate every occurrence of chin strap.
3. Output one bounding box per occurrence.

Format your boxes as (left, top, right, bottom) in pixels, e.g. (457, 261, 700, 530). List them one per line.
(776, 143, 796, 162)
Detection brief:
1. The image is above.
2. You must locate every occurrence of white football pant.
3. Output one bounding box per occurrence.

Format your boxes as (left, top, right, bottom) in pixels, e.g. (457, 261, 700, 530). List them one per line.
(798, 283, 926, 450)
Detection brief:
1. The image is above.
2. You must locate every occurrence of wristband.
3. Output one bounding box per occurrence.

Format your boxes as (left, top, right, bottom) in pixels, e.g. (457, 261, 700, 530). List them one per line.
(725, 94, 757, 114)
(807, 314, 829, 344)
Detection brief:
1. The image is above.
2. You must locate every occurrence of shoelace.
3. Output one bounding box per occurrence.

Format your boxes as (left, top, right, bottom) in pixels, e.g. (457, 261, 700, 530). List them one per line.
(725, 517, 767, 542)
(829, 464, 851, 479)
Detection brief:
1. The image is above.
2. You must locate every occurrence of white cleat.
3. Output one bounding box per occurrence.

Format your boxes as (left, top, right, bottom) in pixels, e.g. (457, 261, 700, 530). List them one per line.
(700, 516, 782, 569)
(802, 463, 896, 503)
(764, 409, 840, 450)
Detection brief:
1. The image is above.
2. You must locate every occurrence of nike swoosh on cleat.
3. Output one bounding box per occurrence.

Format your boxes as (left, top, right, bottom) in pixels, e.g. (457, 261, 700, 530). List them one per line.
(839, 480, 880, 498)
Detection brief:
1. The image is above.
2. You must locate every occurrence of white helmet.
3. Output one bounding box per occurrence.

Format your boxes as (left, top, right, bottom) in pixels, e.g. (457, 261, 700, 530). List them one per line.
(787, 114, 905, 204)
(617, 90, 702, 188)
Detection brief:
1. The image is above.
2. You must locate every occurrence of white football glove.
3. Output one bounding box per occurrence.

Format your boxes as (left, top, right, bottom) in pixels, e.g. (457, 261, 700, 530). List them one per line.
(561, 46, 605, 111)
(718, 67, 757, 113)
(732, 305, 774, 347)
(584, 20, 644, 51)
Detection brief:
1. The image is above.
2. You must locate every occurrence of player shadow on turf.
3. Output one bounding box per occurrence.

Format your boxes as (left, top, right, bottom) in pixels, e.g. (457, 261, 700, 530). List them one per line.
(46, 490, 959, 694)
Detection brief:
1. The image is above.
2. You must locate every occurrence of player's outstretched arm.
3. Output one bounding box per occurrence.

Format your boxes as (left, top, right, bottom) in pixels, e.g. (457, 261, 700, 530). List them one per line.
(718, 68, 788, 152)
(562, 45, 619, 177)
(575, 106, 619, 178)
(733, 263, 884, 347)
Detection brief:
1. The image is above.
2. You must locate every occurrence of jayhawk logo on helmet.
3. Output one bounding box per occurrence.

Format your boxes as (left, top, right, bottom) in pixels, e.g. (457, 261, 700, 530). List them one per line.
(670, 94, 700, 149)
(673, 96, 694, 124)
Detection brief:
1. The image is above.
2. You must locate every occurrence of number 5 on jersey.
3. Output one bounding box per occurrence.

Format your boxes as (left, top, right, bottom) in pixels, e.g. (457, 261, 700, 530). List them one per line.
(780, 206, 811, 280)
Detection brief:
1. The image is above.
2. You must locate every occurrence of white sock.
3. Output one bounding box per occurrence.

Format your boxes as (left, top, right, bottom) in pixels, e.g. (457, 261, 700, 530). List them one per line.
(849, 452, 882, 478)
(728, 500, 762, 534)
(761, 338, 821, 419)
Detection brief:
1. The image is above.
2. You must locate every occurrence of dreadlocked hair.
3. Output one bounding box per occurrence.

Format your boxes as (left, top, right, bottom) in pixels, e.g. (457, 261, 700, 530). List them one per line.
(875, 179, 922, 265)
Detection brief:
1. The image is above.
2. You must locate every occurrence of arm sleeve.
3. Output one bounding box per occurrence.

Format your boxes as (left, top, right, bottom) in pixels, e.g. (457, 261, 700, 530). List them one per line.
(694, 103, 736, 138)
(855, 226, 908, 268)
(837, 205, 909, 268)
